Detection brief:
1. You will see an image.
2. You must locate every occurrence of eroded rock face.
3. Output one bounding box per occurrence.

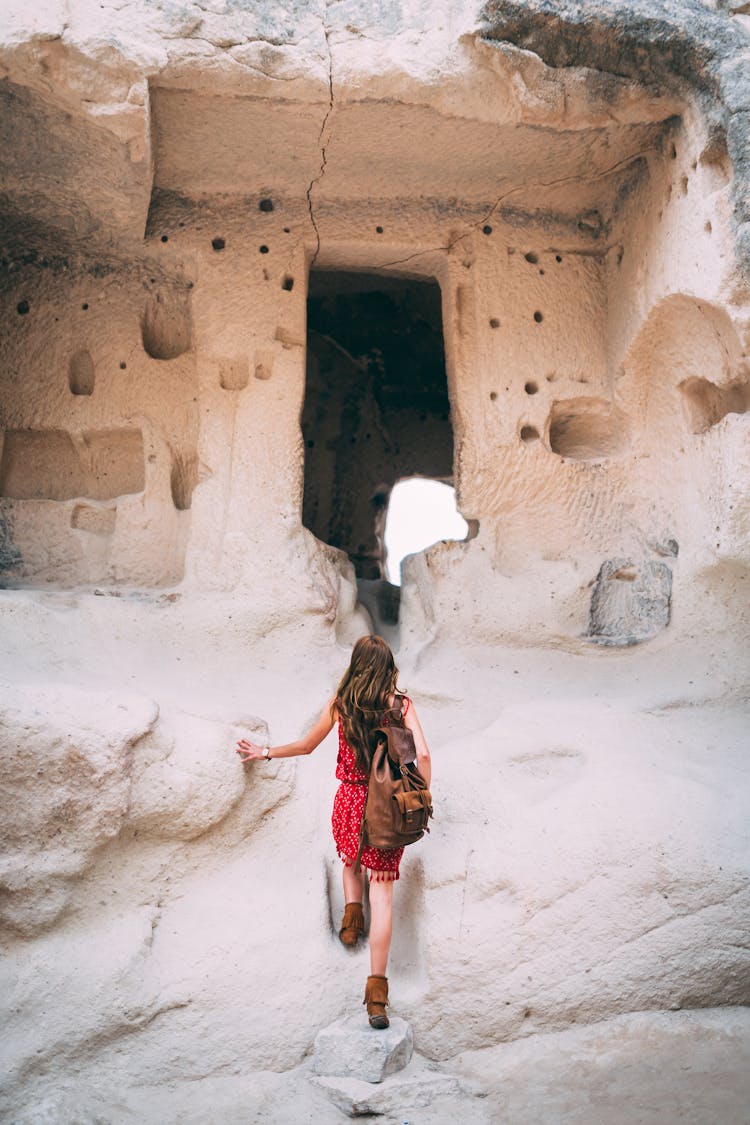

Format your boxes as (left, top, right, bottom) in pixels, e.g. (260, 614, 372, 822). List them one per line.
(0, 683, 157, 935)
(0, 680, 282, 936)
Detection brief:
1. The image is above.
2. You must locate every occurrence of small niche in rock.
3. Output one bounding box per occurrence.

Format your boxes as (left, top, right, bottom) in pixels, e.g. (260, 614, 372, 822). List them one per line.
(680, 175, 689, 196)
(555, 254, 562, 263)
(524, 252, 538, 264)
(489, 318, 500, 329)
(548, 397, 630, 460)
(17, 299, 29, 315)
(483, 225, 493, 235)
(533, 311, 543, 323)
(705, 221, 712, 234)
(490, 392, 498, 401)
(524, 381, 538, 395)
(211, 238, 225, 251)
(0, 428, 144, 501)
(170, 450, 199, 511)
(259, 198, 274, 212)
(520, 425, 539, 443)
(161, 235, 169, 243)
(376, 226, 384, 234)
(68, 349, 95, 396)
(283, 227, 290, 233)
(219, 357, 250, 391)
(119, 361, 127, 370)
(71, 504, 116, 536)
(282, 276, 294, 291)
(82, 302, 89, 310)
(679, 375, 750, 433)
(259, 245, 269, 254)
(141, 289, 192, 360)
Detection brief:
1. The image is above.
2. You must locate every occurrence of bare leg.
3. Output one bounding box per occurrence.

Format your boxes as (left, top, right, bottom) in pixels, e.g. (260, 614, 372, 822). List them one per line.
(368, 878, 394, 976)
(342, 864, 365, 905)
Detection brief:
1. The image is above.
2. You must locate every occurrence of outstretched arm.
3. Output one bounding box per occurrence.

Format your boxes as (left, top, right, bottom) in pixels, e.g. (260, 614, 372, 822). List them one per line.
(236, 699, 336, 762)
(404, 701, 431, 787)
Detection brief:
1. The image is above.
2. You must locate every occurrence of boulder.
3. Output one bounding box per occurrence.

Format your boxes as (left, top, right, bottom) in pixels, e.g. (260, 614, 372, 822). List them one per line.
(313, 1014, 413, 1084)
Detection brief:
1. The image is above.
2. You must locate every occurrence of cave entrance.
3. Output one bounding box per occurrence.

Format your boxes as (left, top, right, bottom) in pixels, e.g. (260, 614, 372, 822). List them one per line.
(302, 270, 454, 627)
(384, 478, 468, 585)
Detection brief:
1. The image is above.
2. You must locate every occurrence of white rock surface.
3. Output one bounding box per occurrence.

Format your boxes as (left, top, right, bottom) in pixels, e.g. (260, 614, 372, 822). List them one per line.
(0, 682, 157, 934)
(313, 1014, 414, 1083)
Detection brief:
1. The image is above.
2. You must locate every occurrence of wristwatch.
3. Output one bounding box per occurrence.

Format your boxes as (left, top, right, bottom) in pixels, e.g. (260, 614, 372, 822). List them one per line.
(262, 746, 271, 759)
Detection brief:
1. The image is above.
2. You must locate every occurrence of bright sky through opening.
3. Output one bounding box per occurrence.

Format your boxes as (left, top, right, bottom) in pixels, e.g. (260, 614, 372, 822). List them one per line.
(384, 478, 469, 585)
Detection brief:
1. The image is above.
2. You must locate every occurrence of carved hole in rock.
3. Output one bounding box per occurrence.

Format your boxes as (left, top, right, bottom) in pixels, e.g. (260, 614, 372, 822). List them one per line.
(170, 451, 199, 511)
(489, 317, 500, 329)
(17, 299, 29, 315)
(282, 276, 294, 291)
(219, 358, 250, 391)
(524, 381, 538, 395)
(303, 270, 458, 622)
(548, 398, 630, 460)
(524, 252, 538, 264)
(141, 289, 192, 360)
(68, 349, 95, 396)
(533, 310, 544, 323)
(384, 478, 469, 585)
(0, 429, 145, 500)
(71, 503, 116, 535)
(259, 198, 274, 212)
(520, 425, 539, 443)
(679, 376, 750, 433)
(211, 237, 225, 251)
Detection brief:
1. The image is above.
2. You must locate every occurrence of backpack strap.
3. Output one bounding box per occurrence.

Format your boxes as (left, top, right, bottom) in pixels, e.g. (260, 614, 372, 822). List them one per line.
(353, 818, 366, 874)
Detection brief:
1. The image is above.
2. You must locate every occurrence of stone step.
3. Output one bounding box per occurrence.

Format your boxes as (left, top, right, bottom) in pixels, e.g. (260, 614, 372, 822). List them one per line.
(311, 1054, 468, 1119)
(312, 1014, 413, 1084)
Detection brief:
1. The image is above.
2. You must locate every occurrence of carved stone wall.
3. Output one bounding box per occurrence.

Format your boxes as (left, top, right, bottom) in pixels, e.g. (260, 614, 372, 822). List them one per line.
(1, 2, 749, 1120)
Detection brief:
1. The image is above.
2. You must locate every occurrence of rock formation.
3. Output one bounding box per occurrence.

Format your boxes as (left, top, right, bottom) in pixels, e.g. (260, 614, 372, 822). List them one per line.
(1, 0, 749, 1120)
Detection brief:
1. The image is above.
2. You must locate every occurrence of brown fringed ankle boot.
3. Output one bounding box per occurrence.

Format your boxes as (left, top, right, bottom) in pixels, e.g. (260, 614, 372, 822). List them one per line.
(364, 974, 389, 1029)
(339, 902, 365, 947)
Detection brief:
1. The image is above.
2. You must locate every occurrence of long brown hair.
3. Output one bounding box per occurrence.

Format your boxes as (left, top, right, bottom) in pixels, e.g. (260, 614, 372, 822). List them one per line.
(333, 635, 402, 773)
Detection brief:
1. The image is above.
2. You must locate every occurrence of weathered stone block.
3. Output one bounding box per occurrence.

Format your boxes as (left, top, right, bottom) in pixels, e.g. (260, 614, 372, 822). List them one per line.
(587, 557, 672, 645)
(312, 1015, 413, 1084)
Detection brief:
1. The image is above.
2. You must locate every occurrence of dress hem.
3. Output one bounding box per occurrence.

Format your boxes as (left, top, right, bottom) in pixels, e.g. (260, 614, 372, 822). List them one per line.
(337, 850, 400, 882)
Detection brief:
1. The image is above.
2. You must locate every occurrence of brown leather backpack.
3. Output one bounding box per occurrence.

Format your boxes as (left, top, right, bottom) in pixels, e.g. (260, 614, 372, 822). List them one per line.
(353, 705, 433, 872)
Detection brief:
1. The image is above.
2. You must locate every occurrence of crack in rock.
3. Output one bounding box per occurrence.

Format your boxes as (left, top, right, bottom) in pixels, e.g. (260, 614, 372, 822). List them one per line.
(306, 11, 334, 269)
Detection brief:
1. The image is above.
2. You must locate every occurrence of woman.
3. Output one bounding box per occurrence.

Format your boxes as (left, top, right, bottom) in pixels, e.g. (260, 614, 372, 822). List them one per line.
(236, 635, 431, 1029)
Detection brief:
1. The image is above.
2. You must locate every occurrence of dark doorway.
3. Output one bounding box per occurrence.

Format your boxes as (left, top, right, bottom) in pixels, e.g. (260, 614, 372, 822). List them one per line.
(302, 271, 453, 596)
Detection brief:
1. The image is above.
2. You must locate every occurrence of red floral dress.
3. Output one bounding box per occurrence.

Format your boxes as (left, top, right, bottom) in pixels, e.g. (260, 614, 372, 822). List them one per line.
(331, 700, 410, 882)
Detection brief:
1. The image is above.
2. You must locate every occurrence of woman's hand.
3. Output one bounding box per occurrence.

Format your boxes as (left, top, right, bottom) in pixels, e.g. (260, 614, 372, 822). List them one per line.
(236, 738, 267, 762)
